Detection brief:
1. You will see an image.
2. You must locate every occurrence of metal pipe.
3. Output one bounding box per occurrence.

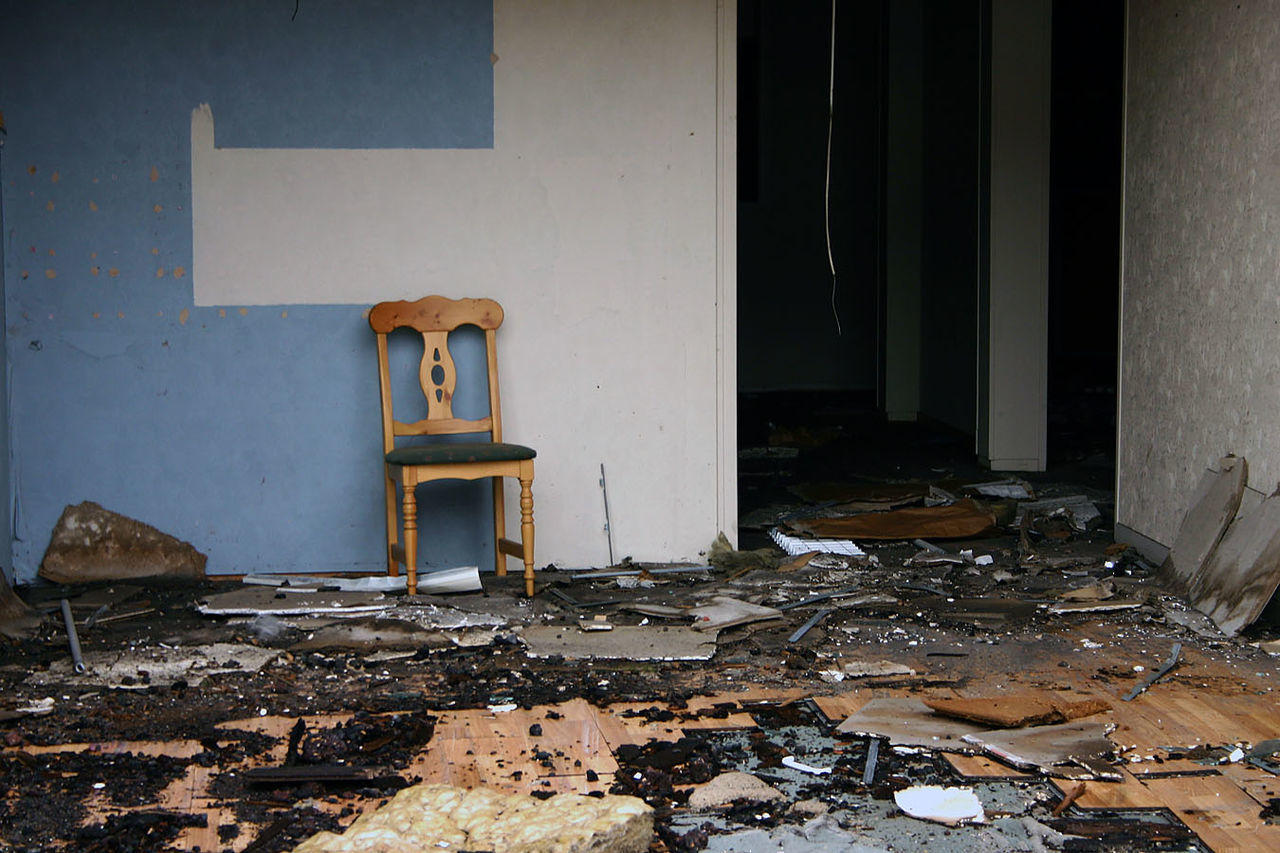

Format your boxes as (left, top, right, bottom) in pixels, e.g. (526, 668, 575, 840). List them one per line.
(60, 599, 86, 674)
(862, 737, 880, 785)
(599, 463, 615, 566)
(788, 608, 831, 643)
(1123, 641, 1181, 702)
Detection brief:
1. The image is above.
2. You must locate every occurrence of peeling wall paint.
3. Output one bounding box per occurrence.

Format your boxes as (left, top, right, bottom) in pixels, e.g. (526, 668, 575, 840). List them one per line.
(1, 0, 724, 582)
(0, 1, 495, 581)
(1119, 1, 1280, 547)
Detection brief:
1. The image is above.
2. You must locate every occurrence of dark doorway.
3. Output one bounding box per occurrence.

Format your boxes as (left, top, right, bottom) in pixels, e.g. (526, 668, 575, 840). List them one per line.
(1047, 0, 1125, 479)
(737, 0, 1125, 535)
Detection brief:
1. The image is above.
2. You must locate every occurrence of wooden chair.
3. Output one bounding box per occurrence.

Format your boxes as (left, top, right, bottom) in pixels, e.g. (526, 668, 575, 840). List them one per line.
(369, 296, 536, 596)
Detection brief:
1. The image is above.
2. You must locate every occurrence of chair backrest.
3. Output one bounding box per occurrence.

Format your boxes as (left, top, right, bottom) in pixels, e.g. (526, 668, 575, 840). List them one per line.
(369, 296, 507, 453)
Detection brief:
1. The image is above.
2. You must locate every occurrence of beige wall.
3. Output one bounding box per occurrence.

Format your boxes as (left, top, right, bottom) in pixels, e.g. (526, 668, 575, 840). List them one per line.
(1119, 1, 1280, 548)
(193, 0, 729, 566)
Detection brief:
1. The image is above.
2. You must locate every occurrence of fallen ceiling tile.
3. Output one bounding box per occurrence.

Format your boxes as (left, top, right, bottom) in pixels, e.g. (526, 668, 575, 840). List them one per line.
(289, 616, 453, 651)
(520, 624, 718, 661)
(196, 586, 390, 616)
(960, 720, 1119, 780)
(687, 596, 784, 631)
(834, 697, 987, 750)
(27, 642, 279, 688)
(819, 660, 916, 682)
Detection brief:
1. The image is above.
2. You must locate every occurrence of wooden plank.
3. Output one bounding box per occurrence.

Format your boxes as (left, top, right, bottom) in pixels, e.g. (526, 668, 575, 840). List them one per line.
(1051, 768, 1167, 810)
(1219, 762, 1280, 809)
(1141, 772, 1280, 852)
(944, 752, 1029, 778)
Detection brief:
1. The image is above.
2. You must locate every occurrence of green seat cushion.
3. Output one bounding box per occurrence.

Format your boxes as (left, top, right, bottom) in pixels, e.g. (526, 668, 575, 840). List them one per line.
(386, 442, 536, 466)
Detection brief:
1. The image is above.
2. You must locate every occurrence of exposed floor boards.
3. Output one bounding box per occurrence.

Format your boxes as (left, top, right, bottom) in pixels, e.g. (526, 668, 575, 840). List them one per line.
(9, 640, 1278, 852)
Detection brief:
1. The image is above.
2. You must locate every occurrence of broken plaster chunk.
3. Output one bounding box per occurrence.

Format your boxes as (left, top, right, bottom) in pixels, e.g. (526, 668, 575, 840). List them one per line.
(819, 659, 915, 682)
(40, 501, 207, 583)
(686, 771, 785, 810)
(893, 785, 986, 826)
(290, 783, 653, 853)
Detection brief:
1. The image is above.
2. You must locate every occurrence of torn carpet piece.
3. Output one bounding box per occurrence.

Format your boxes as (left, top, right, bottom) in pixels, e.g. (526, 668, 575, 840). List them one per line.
(923, 694, 1111, 729)
(291, 783, 653, 853)
(786, 499, 996, 541)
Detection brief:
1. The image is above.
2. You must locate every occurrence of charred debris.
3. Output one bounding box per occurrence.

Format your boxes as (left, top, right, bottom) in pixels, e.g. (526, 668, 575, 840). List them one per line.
(3, 425, 1280, 851)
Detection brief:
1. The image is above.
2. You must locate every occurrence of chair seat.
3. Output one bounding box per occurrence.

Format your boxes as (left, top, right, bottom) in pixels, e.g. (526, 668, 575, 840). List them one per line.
(386, 442, 536, 466)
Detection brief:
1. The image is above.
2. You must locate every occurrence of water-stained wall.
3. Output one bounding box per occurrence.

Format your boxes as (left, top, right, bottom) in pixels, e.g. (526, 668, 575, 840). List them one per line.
(1119, 1, 1280, 548)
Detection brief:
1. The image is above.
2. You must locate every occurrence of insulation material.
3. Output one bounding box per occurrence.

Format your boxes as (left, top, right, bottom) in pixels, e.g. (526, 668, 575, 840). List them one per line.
(291, 783, 653, 853)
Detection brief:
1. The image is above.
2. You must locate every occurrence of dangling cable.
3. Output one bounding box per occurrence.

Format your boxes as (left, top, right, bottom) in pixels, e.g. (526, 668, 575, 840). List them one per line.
(825, 0, 841, 335)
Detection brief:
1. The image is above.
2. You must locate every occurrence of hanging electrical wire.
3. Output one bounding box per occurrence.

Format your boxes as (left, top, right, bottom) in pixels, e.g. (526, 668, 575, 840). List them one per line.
(825, 0, 841, 335)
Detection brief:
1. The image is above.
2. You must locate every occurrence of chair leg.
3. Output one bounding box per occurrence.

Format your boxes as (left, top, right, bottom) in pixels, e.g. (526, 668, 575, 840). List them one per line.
(492, 477, 507, 577)
(384, 472, 399, 576)
(519, 475, 535, 597)
(402, 478, 418, 595)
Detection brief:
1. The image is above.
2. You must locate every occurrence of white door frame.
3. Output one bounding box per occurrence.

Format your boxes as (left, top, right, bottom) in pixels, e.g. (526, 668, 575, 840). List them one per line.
(715, 0, 739, 544)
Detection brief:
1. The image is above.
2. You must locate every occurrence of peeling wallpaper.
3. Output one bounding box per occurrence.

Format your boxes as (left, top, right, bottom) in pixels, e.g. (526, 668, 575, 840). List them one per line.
(1, 0, 725, 582)
(1119, 1, 1280, 546)
(0, 2, 498, 581)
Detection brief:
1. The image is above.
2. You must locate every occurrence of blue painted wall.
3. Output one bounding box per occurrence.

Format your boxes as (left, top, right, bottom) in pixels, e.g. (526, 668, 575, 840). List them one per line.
(0, 118, 9, 582)
(0, 1, 497, 581)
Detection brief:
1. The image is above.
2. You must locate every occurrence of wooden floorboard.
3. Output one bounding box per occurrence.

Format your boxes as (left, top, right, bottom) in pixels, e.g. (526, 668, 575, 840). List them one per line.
(9, 644, 1279, 852)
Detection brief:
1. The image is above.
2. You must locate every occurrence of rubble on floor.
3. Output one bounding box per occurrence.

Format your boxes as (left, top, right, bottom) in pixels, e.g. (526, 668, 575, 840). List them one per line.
(5, 452, 1280, 851)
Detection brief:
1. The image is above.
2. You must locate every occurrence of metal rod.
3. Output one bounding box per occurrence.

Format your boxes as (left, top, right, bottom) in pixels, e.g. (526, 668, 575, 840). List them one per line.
(788, 608, 831, 643)
(777, 584, 863, 611)
(862, 737, 879, 785)
(1123, 641, 1181, 702)
(82, 603, 111, 630)
(599, 463, 615, 566)
(60, 599, 85, 674)
(571, 566, 713, 580)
